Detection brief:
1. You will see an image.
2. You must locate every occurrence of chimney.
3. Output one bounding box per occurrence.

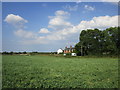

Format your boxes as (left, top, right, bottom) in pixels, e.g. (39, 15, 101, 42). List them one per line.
(65, 46, 67, 49)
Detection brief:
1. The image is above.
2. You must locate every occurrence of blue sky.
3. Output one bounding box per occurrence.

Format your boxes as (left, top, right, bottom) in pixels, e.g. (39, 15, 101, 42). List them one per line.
(0, 2, 2, 52)
(2, 2, 119, 52)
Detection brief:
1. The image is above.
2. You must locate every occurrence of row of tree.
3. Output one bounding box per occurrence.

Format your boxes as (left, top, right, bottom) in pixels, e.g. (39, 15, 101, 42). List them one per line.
(2, 51, 27, 55)
(75, 27, 120, 56)
(2, 51, 57, 55)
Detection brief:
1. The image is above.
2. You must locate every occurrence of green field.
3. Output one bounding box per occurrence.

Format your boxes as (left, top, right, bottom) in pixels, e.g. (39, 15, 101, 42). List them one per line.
(2, 55, 118, 88)
(0, 55, 2, 90)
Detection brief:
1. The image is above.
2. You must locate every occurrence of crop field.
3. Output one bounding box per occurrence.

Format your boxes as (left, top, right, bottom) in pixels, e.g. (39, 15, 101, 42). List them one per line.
(0, 55, 2, 89)
(2, 55, 118, 88)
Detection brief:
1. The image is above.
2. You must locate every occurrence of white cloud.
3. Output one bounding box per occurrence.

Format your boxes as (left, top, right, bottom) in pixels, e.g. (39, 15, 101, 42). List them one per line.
(77, 15, 118, 30)
(48, 10, 72, 30)
(4, 14, 28, 29)
(39, 28, 50, 33)
(76, 0, 82, 4)
(48, 17, 72, 29)
(46, 15, 118, 41)
(84, 5, 95, 11)
(14, 29, 36, 39)
(4, 14, 27, 24)
(63, 5, 79, 11)
(20, 36, 48, 45)
(46, 32, 65, 40)
(44, 26, 79, 41)
(55, 10, 70, 16)
(14, 29, 48, 45)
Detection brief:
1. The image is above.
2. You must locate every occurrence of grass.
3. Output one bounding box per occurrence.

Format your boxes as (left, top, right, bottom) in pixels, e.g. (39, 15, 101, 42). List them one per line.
(0, 55, 2, 90)
(2, 55, 118, 88)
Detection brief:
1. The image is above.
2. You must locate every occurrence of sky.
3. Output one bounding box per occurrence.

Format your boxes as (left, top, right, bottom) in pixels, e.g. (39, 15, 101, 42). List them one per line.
(0, 1, 2, 52)
(2, 2, 119, 52)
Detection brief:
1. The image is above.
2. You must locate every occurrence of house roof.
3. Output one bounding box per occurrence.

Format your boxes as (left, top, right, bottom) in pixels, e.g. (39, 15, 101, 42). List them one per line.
(57, 48, 63, 51)
(64, 48, 74, 50)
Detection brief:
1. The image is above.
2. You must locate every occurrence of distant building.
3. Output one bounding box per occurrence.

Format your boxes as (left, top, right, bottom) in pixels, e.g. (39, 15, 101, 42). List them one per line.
(57, 46, 76, 56)
(57, 48, 63, 54)
(64, 46, 75, 54)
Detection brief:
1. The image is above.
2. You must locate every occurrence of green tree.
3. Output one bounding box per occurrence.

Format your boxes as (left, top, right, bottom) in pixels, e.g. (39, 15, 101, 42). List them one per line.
(79, 28, 102, 55)
(75, 27, 119, 56)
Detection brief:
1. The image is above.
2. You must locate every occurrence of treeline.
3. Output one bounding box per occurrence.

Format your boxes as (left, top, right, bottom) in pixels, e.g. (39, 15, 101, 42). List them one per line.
(2, 51, 27, 55)
(75, 27, 120, 56)
(2, 51, 57, 55)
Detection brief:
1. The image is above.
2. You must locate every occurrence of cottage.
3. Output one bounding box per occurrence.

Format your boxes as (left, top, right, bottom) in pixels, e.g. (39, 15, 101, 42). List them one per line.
(57, 48, 63, 54)
(64, 46, 75, 53)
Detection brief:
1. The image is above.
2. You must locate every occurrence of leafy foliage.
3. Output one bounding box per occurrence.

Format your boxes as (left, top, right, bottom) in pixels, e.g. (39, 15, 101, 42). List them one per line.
(75, 27, 119, 56)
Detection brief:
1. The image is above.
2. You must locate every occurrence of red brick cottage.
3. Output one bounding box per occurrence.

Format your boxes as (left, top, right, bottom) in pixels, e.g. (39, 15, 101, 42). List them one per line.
(64, 46, 75, 53)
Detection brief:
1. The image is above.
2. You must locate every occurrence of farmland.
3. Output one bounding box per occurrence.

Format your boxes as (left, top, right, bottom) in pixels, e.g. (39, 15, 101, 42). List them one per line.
(2, 55, 118, 88)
